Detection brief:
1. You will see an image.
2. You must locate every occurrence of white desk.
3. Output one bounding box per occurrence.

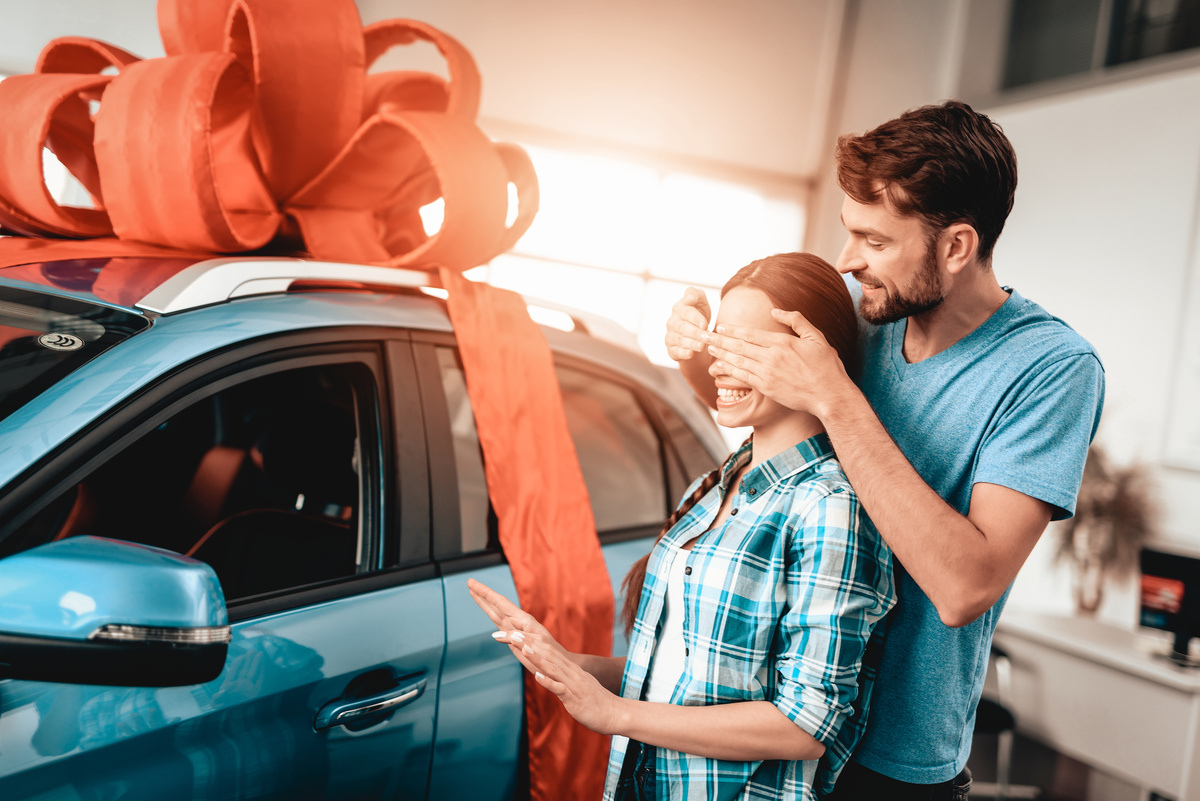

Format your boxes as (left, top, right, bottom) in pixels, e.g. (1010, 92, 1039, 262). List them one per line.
(992, 613, 1200, 799)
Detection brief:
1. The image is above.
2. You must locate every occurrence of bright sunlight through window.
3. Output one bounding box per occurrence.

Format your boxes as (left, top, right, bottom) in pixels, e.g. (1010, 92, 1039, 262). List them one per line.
(461, 144, 806, 368)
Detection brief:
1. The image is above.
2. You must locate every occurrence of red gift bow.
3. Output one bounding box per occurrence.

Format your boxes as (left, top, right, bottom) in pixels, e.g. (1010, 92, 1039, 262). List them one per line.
(0, 0, 538, 271)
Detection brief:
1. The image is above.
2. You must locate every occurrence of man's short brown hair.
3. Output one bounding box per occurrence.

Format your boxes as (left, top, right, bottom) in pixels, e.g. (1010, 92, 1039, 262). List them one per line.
(835, 100, 1018, 263)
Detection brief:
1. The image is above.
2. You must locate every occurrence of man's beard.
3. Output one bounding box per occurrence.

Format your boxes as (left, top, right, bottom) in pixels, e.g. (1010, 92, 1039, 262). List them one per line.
(857, 240, 945, 325)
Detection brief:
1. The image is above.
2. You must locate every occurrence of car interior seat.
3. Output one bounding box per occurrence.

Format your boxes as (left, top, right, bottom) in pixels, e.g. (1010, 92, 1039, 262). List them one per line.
(188, 401, 360, 601)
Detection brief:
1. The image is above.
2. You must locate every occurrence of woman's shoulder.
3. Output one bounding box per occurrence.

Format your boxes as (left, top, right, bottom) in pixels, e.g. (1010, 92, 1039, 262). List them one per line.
(789, 454, 856, 503)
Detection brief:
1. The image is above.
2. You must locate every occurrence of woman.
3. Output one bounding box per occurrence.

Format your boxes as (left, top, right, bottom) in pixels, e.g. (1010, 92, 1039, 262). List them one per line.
(470, 252, 895, 800)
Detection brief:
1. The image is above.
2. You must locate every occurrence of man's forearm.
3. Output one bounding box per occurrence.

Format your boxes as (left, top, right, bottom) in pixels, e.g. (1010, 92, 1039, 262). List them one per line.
(817, 379, 1002, 626)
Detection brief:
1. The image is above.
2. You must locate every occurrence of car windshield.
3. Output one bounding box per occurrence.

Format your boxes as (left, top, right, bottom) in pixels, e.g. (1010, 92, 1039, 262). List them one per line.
(0, 286, 150, 422)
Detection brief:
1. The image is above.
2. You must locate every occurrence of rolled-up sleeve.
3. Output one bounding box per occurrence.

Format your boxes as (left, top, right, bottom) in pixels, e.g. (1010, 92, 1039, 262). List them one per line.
(771, 488, 895, 744)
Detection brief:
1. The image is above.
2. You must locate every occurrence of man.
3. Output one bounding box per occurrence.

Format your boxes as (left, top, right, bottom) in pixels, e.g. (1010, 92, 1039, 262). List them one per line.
(665, 100, 1104, 799)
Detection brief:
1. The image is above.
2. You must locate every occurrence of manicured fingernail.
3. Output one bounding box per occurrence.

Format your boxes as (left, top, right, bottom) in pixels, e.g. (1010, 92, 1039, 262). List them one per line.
(524, 644, 534, 654)
(510, 632, 525, 644)
(491, 631, 506, 640)
(715, 325, 725, 334)
(535, 672, 545, 681)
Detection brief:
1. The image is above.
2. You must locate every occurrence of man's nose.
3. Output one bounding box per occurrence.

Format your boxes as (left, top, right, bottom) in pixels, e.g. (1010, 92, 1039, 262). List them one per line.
(835, 240, 862, 274)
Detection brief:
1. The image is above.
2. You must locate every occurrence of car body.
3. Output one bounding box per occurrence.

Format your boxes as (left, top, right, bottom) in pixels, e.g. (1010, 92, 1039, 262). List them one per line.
(0, 255, 725, 800)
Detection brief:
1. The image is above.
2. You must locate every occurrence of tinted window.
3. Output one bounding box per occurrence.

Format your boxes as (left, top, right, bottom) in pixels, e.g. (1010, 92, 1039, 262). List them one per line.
(433, 353, 670, 545)
(0, 286, 149, 422)
(435, 347, 491, 554)
(556, 365, 666, 532)
(2, 362, 378, 602)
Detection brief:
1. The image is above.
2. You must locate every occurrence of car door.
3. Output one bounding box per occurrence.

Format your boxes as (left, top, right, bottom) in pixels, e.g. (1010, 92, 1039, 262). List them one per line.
(0, 335, 443, 801)
(413, 335, 720, 800)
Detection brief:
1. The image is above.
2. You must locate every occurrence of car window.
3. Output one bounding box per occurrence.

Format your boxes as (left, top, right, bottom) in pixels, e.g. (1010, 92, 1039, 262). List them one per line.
(1, 361, 380, 602)
(0, 285, 150, 423)
(435, 346, 492, 554)
(434, 348, 669, 544)
(556, 365, 667, 531)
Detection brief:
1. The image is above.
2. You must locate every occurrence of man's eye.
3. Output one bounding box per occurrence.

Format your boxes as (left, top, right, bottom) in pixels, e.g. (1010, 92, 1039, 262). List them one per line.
(867, 240, 885, 250)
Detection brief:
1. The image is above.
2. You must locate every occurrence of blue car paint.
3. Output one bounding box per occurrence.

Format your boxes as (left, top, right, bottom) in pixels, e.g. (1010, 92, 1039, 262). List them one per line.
(0, 579, 446, 799)
(0, 536, 226, 638)
(433, 565, 526, 801)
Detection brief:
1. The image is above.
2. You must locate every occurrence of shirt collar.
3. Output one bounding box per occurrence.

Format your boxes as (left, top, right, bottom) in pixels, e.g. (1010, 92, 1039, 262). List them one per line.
(724, 432, 835, 498)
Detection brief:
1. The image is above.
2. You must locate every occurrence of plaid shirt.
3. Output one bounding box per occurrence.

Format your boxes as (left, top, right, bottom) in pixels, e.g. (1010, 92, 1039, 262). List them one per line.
(604, 434, 895, 801)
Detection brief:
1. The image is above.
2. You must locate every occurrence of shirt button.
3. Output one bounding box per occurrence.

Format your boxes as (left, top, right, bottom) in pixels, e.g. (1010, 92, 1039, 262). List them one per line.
(731, 508, 738, 516)
(684, 566, 692, 575)
(685, 647, 690, 657)
(748, 488, 756, 496)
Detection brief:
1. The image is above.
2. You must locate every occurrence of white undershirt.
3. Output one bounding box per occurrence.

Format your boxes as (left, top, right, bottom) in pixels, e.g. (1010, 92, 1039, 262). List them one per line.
(644, 545, 689, 703)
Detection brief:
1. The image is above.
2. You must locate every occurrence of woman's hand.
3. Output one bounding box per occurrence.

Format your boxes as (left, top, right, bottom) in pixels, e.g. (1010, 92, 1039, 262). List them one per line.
(520, 632, 624, 736)
(467, 578, 568, 669)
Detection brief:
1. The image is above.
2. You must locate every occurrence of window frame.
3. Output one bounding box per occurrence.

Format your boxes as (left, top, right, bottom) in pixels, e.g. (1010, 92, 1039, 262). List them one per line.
(0, 328, 436, 622)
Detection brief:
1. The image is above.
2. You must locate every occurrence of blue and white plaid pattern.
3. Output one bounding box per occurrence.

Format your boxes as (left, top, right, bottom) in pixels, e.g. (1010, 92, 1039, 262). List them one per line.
(604, 434, 895, 801)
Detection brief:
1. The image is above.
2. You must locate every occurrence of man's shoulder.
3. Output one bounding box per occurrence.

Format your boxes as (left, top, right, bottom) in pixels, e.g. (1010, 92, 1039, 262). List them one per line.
(1001, 291, 1099, 361)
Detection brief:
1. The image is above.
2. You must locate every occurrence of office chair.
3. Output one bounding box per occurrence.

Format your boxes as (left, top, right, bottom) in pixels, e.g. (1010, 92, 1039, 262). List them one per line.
(971, 645, 1041, 799)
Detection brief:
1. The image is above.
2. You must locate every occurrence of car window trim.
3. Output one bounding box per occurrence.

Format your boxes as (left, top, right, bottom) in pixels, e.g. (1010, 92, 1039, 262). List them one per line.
(409, 332, 476, 563)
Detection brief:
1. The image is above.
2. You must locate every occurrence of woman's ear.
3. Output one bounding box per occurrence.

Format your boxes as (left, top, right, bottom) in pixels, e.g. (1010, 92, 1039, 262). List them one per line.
(940, 223, 980, 274)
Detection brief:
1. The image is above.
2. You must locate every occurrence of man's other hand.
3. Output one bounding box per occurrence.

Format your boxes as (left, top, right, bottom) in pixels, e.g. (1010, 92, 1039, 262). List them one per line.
(665, 287, 712, 362)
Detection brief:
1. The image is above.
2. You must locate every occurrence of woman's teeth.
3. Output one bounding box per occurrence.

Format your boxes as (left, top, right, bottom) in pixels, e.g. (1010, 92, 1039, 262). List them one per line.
(717, 387, 750, 403)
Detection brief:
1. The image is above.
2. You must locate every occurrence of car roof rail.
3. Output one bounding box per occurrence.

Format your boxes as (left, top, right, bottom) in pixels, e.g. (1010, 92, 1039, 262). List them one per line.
(523, 298, 645, 356)
(135, 257, 431, 314)
(135, 255, 648, 358)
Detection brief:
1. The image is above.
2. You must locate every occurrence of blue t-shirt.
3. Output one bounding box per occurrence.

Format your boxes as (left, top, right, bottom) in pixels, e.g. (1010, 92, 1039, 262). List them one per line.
(850, 288, 1105, 783)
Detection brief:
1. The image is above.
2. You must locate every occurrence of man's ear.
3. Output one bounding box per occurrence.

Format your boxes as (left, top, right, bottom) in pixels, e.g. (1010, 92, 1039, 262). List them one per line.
(940, 223, 980, 275)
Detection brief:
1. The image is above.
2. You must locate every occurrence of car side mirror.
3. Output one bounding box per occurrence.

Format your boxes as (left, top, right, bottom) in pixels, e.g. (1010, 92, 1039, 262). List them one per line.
(0, 536, 229, 686)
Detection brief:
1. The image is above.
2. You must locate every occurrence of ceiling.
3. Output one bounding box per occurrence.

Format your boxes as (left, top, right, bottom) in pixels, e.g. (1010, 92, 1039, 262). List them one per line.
(0, 0, 847, 181)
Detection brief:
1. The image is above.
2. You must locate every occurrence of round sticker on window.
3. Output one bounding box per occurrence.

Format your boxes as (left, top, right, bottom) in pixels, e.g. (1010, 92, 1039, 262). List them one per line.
(39, 333, 84, 352)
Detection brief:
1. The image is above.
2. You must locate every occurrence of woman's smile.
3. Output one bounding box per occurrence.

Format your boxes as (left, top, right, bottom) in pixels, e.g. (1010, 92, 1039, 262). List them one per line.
(716, 386, 752, 406)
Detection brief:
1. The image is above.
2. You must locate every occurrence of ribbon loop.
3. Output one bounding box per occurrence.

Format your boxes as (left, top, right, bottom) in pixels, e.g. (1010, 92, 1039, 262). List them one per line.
(94, 54, 280, 251)
(36, 37, 141, 75)
(1, 0, 537, 269)
(364, 20, 481, 120)
(0, 73, 113, 238)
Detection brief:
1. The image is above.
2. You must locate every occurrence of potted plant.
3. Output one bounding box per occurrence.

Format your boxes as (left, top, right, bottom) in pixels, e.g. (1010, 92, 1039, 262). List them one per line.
(1056, 444, 1156, 616)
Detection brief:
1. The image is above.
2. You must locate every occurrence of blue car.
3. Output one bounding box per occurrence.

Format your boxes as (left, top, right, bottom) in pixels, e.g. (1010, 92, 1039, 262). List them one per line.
(0, 256, 724, 799)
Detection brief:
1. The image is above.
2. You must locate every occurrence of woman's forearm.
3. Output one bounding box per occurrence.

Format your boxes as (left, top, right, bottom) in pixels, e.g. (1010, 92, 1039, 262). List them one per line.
(573, 653, 626, 694)
(613, 698, 824, 762)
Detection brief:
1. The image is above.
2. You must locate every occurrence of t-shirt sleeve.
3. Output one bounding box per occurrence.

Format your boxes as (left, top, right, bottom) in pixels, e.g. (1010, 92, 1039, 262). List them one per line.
(771, 488, 896, 745)
(974, 351, 1105, 519)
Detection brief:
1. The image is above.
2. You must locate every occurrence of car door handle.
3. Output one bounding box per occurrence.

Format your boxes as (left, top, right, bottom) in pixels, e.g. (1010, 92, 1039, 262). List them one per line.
(314, 674, 427, 730)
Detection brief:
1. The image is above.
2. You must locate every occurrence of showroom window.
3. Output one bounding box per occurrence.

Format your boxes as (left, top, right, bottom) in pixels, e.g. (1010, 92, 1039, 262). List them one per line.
(1003, 0, 1200, 90)
(424, 143, 807, 366)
